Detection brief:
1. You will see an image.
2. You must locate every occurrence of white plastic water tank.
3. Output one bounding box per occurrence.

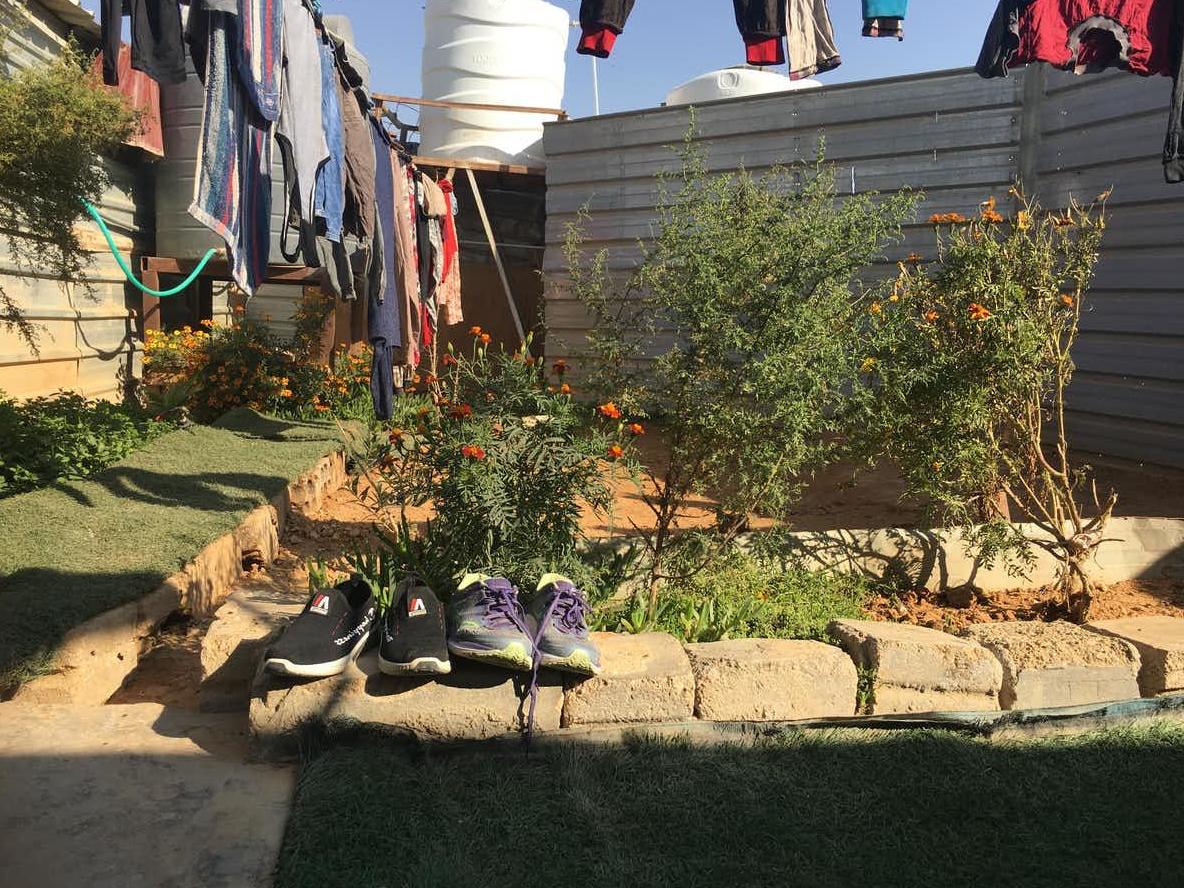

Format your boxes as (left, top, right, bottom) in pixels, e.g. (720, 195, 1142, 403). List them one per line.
(419, 0, 568, 167)
(665, 67, 822, 107)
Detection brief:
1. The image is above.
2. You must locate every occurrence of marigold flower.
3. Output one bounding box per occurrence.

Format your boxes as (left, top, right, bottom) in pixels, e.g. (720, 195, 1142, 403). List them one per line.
(905, 253, 923, 264)
(280, 389, 293, 398)
(442, 353, 458, 367)
(606, 444, 624, 460)
(461, 444, 487, 460)
(233, 306, 245, 315)
(968, 302, 992, 321)
(560, 383, 572, 395)
(869, 301, 882, 315)
(449, 403, 474, 420)
(981, 209, 1004, 224)
(597, 402, 622, 420)
(480, 333, 492, 345)
(860, 357, 878, 373)
(552, 359, 568, 375)
(924, 309, 940, 323)
(628, 422, 646, 436)
(1060, 293, 1075, 308)
(468, 325, 483, 337)
(314, 404, 330, 412)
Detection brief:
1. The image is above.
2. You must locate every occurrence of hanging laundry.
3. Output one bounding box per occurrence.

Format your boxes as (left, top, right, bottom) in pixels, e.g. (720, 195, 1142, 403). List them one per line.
(977, 1, 1175, 78)
(576, 0, 635, 58)
(368, 121, 401, 421)
(101, 0, 188, 87)
(786, 0, 841, 79)
(92, 44, 165, 157)
(1165, 1, 1184, 182)
(231, 0, 284, 121)
(188, 10, 274, 295)
(314, 36, 346, 245)
(276, 0, 328, 265)
(437, 178, 464, 327)
(414, 172, 436, 349)
(733, 1, 786, 66)
(863, 1, 908, 40)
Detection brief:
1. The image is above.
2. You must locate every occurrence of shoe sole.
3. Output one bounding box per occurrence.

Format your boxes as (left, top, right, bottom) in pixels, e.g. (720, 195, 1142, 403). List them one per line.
(448, 640, 533, 672)
(377, 655, 452, 676)
(264, 629, 371, 678)
(540, 650, 602, 676)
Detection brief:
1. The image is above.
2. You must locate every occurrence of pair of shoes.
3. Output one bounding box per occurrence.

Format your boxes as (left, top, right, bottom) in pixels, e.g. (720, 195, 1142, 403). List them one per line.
(263, 576, 450, 678)
(448, 573, 601, 676)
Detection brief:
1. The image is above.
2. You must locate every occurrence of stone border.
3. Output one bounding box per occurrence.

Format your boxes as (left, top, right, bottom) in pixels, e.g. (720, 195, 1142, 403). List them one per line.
(753, 517, 1184, 593)
(13, 452, 346, 705)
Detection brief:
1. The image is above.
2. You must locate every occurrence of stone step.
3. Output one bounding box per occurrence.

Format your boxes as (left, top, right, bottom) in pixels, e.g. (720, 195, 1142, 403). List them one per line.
(0, 703, 292, 888)
(1087, 616, 1184, 696)
(966, 621, 1140, 710)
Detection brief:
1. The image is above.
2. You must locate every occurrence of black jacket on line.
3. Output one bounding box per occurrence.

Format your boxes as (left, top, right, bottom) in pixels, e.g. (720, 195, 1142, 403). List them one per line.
(578, 0, 786, 43)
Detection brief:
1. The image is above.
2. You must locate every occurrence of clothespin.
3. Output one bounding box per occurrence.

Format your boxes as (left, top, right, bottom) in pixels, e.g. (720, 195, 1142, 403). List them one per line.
(445, 168, 456, 183)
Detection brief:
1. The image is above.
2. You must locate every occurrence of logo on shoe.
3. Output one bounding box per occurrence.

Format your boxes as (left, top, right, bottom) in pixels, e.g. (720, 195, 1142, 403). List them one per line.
(309, 593, 331, 616)
(333, 609, 375, 647)
(408, 597, 427, 617)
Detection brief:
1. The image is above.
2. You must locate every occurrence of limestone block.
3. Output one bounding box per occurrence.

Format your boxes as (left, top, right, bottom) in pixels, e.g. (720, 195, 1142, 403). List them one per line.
(561, 633, 695, 727)
(1087, 616, 1184, 696)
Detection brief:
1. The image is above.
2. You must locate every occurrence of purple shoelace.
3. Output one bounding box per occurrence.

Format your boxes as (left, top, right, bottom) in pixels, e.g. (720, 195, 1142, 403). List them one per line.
(523, 582, 591, 742)
(479, 579, 532, 636)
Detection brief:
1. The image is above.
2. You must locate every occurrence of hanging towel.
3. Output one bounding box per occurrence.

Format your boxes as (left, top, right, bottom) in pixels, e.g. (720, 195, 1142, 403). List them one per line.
(863, 1, 908, 39)
(437, 179, 464, 327)
(189, 11, 274, 295)
(276, 0, 328, 262)
(92, 44, 165, 157)
(233, 0, 284, 121)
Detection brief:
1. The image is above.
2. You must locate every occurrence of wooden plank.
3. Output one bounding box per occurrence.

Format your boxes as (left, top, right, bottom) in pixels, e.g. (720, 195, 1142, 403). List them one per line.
(413, 155, 544, 177)
(466, 167, 525, 343)
(371, 92, 566, 120)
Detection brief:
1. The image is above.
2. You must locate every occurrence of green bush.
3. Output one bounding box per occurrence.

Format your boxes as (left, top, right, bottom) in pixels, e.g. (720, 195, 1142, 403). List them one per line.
(353, 331, 637, 595)
(0, 390, 174, 496)
(596, 539, 870, 643)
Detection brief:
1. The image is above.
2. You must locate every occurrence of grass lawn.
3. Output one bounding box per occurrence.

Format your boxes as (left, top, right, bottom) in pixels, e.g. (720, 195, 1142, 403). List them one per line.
(277, 723, 1184, 888)
(0, 409, 345, 691)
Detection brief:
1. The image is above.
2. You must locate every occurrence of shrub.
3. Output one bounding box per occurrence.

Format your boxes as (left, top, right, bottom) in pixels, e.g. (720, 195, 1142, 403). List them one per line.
(352, 330, 636, 595)
(595, 537, 870, 644)
(854, 192, 1109, 620)
(0, 39, 139, 351)
(0, 390, 174, 496)
(565, 128, 917, 609)
(143, 311, 375, 423)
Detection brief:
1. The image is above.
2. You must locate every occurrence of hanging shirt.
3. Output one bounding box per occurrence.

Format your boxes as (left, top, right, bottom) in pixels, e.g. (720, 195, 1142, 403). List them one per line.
(863, 1, 908, 40)
(978, 0, 1176, 78)
(101, 0, 188, 86)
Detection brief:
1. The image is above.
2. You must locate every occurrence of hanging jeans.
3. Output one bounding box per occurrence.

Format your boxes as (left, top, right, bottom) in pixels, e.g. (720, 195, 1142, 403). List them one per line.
(786, 0, 841, 79)
(189, 11, 273, 295)
(314, 37, 346, 244)
(368, 120, 400, 422)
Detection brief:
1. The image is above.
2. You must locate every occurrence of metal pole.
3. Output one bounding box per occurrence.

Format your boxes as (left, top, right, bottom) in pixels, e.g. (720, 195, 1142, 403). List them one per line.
(592, 56, 601, 116)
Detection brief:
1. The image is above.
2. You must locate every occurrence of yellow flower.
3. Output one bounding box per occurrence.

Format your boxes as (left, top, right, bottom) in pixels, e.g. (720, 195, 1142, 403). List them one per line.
(860, 357, 878, 373)
(968, 303, 992, 321)
(1016, 210, 1031, 231)
(869, 301, 882, 315)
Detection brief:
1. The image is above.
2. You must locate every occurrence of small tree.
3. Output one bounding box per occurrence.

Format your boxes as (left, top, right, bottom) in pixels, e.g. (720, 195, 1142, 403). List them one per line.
(0, 36, 138, 352)
(564, 128, 917, 610)
(857, 192, 1110, 621)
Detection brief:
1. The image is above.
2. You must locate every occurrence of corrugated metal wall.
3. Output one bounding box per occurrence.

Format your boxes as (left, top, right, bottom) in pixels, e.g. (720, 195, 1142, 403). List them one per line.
(542, 66, 1184, 468)
(0, 0, 150, 401)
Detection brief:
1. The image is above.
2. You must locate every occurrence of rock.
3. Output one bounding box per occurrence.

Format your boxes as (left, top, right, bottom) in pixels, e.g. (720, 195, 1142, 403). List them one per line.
(965, 621, 1140, 710)
(200, 587, 306, 712)
(0, 703, 292, 888)
(1087, 616, 1184, 696)
(829, 618, 1002, 714)
(945, 583, 978, 609)
(250, 651, 563, 757)
(562, 633, 695, 727)
(685, 639, 857, 721)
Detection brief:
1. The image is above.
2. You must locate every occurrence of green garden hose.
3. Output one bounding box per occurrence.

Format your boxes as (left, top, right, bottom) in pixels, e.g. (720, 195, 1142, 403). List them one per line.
(81, 199, 218, 297)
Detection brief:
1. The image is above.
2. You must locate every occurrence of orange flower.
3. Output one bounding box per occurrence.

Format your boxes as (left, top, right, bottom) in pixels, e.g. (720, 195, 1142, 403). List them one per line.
(480, 333, 492, 345)
(389, 428, 404, 443)
(628, 422, 645, 437)
(314, 404, 330, 412)
(524, 356, 537, 367)
(928, 212, 969, 225)
(968, 303, 992, 321)
(597, 402, 621, 420)
(905, 253, 923, 264)
(606, 444, 624, 460)
(461, 444, 487, 461)
(449, 403, 474, 420)
(468, 325, 483, 337)
(442, 353, 458, 367)
(280, 389, 293, 398)
(981, 209, 1004, 224)
(1060, 293, 1075, 308)
(869, 301, 882, 315)
(560, 383, 572, 395)
(232, 306, 246, 315)
(924, 309, 940, 323)
(552, 359, 568, 375)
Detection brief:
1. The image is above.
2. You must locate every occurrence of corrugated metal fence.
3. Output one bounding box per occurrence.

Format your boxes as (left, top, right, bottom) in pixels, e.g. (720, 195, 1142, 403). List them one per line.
(541, 66, 1184, 468)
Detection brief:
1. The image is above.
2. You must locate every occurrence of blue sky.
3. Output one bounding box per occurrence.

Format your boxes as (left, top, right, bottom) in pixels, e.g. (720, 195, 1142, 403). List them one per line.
(83, 1, 1001, 118)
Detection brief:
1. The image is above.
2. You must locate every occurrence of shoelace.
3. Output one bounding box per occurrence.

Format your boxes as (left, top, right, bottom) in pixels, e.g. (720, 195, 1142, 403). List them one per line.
(523, 583, 590, 742)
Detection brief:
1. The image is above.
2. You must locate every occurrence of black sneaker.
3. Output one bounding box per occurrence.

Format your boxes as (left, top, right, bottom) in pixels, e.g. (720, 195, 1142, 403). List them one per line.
(263, 577, 377, 678)
(378, 576, 451, 676)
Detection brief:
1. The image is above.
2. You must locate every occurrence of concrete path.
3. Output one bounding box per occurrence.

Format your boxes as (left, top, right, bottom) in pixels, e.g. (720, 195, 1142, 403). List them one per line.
(0, 703, 293, 888)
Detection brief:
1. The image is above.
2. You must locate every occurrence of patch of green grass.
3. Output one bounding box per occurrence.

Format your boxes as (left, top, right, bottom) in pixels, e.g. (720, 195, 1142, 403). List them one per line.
(0, 409, 345, 692)
(277, 723, 1184, 888)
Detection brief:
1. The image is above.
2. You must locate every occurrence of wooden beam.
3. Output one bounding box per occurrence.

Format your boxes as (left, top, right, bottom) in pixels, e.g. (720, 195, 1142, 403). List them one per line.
(140, 257, 323, 285)
(413, 155, 544, 178)
(465, 167, 525, 344)
(370, 92, 567, 120)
